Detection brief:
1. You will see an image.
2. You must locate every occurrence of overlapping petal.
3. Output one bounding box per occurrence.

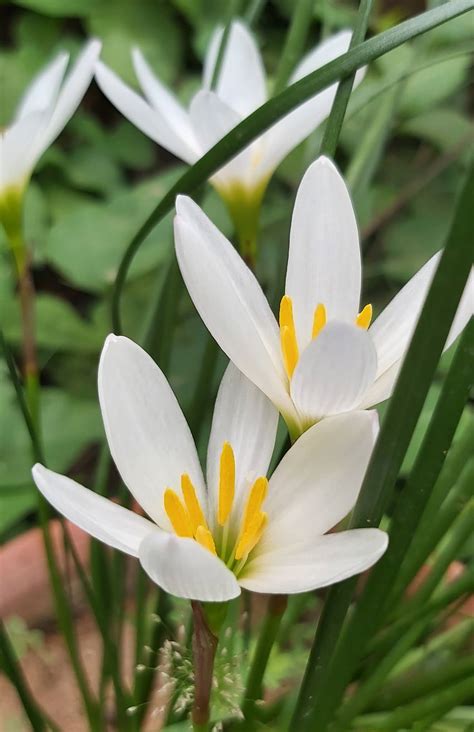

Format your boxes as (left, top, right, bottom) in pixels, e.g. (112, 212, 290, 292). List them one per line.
(15, 52, 69, 121)
(174, 195, 298, 423)
(41, 39, 101, 151)
(286, 157, 361, 346)
(189, 91, 254, 185)
(132, 47, 195, 144)
(95, 60, 197, 164)
(32, 464, 158, 557)
(206, 363, 278, 528)
(258, 412, 378, 554)
(202, 20, 266, 118)
(290, 323, 377, 421)
(139, 532, 241, 601)
(98, 335, 205, 530)
(240, 529, 388, 593)
(258, 32, 364, 177)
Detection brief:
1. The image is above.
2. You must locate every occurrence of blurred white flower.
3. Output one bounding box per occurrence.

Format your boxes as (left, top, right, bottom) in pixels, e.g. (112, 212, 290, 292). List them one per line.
(0, 39, 101, 210)
(32, 335, 387, 602)
(95, 22, 364, 253)
(174, 156, 474, 438)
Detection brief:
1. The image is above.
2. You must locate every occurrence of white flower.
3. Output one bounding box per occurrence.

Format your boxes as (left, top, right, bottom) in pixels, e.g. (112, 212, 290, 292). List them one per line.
(174, 156, 474, 438)
(32, 335, 387, 602)
(0, 39, 101, 204)
(94, 22, 364, 250)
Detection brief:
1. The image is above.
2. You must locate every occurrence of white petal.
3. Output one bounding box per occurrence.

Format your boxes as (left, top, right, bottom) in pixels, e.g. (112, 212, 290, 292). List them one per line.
(40, 39, 101, 151)
(132, 47, 195, 145)
(286, 157, 361, 348)
(259, 31, 364, 176)
(139, 531, 240, 601)
(15, 52, 69, 121)
(361, 267, 474, 409)
(240, 529, 388, 594)
(259, 411, 378, 553)
(290, 322, 377, 422)
(0, 111, 51, 190)
(371, 254, 473, 379)
(206, 363, 278, 529)
(95, 61, 198, 164)
(202, 20, 266, 118)
(174, 196, 299, 424)
(189, 91, 254, 187)
(32, 464, 158, 557)
(98, 335, 205, 530)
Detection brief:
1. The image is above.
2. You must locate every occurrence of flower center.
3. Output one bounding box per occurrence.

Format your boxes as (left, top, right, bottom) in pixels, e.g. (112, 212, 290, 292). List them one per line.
(163, 442, 268, 574)
(279, 295, 373, 379)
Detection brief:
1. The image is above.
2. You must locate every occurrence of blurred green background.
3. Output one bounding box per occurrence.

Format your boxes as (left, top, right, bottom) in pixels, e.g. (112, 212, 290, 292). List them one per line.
(1, 0, 472, 541)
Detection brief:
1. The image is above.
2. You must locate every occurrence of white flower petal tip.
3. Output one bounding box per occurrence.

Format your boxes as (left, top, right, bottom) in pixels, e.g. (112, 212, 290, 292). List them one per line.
(32, 464, 157, 557)
(98, 334, 204, 530)
(139, 532, 241, 602)
(239, 528, 389, 595)
(290, 323, 378, 422)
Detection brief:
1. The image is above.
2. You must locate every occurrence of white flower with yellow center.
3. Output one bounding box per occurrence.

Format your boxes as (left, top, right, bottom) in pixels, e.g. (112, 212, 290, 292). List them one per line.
(174, 156, 474, 439)
(0, 40, 101, 214)
(32, 335, 387, 602)
(94, 22, 364, 253)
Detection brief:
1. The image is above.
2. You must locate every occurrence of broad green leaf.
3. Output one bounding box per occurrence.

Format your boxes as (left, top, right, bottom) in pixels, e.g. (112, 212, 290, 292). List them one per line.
(400, 55, 470, 117)
(400, 108, 474, 152)
(45, 169, 183, 292)
(87, 0, 184, 86)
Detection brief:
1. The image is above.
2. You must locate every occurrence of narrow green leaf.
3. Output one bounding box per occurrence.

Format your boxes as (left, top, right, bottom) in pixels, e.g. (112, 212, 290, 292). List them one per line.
(111, 0, 474, 333)
(272, 0, 314, 95)
(320, 0, 373, 158)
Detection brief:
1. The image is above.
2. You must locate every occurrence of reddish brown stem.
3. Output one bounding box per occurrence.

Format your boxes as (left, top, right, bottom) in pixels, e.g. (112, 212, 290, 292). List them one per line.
(191, 601, 219, 728)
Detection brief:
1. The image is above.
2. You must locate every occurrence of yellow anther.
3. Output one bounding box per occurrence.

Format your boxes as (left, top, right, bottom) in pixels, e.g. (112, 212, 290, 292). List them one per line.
(164, 488, 193, 538)
(218, 442, 235, 526)
(312, 303, 327, 339)
(279, 295, 299, 378)
(235, 512, 268, 560)
(241, 476, 268, 535)
(356, 303, 372, 330)
(196, 525, 217, 555)
(181, 474, 207, 535)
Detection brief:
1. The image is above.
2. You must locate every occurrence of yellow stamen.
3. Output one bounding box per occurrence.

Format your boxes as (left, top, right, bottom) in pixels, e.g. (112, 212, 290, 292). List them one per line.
(164, 488, 193, 538)
(196, 525, 217, 555)
(356, 303, 372, 329)
(181, 474, 207, 535)
(235, 512, 268, 560)
(312, 303, 327, 339)
(241, 477, 268, 535)
(218, 442, 235, 526)
(279, 295, 299, 378)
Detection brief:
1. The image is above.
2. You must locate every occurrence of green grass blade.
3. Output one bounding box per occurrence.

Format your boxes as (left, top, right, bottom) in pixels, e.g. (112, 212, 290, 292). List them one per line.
(290, 160, 474, 732)
(272, 0, 314, 95)
(111, 0, 474, 333)
(320, 0, 373, 158)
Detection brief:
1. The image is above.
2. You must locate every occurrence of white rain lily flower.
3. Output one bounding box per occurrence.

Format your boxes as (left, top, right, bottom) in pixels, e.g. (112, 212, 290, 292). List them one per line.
(32, 335, 387, 602)
(95, 22, 364, 255)
(0, 39, 101, 214)
(174, 156, 474, 439)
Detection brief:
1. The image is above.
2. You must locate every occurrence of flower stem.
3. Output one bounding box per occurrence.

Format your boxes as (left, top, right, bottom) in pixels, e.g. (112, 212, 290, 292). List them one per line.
(191, 601, 219, 730)
(241, 594, 287, 722)
(272, 0, 314, 95)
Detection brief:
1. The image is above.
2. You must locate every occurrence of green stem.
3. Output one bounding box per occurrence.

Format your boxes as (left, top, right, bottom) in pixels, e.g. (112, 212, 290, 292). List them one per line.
(210, 0, 242, 91)
(272, 0, 314, 95)
(111, 0, 474, 333)
(352, 675, 474, 730)
(241, 594, 287, 723)
(244, 0, 266, 26)
(0, 621, 54, 731)
(319, 0, 373, 158)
